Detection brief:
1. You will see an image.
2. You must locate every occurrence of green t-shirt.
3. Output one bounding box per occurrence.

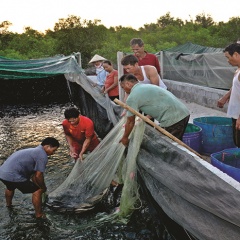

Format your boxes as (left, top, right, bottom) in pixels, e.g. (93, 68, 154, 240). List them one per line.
(126, 83, 189, 127)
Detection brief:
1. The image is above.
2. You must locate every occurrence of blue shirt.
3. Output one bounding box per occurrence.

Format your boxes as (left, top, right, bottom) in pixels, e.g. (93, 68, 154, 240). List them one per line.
(0, 145, 48, 182)
(126, 83, 189, 127)
(96, 67, 107, 87)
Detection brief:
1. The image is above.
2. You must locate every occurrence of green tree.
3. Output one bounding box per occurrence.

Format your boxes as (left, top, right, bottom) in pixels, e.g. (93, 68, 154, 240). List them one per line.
(214, 17, 240, 45)
(0, 21, 12, 33)
(194, 13, 215, 28)
(52, 15, 109, 67)
(91, 26, 138, 64)
(157, 12, 184, 29)
(3, 27, 57, 59)
(0, 21, 16, 50)
(0, 12, 239, 61)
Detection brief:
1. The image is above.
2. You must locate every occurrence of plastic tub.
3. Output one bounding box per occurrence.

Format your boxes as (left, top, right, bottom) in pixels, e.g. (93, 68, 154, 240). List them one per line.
(193, 116, 236, 155)
(182, 123, 202, 153)
(211, 148, 240, 182)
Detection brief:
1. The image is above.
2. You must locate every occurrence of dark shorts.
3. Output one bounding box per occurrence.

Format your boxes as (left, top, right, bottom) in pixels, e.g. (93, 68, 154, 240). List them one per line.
(0, 178, 39, 194)
(232, 118, 240, 147)
(164, 115, 190, 141)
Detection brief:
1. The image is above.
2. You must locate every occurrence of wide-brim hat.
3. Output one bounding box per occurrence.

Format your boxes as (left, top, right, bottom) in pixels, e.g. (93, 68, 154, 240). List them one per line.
(89, 54, 106, 63)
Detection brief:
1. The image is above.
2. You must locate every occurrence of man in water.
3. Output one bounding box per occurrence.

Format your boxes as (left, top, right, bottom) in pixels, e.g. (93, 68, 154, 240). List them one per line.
(0, 137, 59, 219)
(62, 107, 100, 161)
(119, 74, 190, 146)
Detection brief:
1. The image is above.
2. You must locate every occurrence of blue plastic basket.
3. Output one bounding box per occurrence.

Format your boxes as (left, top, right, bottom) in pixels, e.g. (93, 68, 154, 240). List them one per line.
(211, 148, 240, 182)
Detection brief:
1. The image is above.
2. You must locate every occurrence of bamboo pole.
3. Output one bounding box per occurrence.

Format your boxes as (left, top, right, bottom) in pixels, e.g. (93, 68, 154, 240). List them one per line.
(114, 98, 203, 158)
(117, 51, 125, 102)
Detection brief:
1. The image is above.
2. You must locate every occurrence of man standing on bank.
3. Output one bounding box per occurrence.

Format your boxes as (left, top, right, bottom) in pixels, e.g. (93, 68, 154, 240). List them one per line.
(130, 38, 161, 75)
(119, 74, 190, 146)
(121, 54, 167, 89)
(217, 42, 240, 147)
(0, 137, 59, 219)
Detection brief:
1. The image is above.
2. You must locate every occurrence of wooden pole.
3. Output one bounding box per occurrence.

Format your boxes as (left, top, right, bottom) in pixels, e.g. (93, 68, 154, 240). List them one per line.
(160, 50, 163, 79)
(114, 98, 203, 158)
(117, 51, 125, 102)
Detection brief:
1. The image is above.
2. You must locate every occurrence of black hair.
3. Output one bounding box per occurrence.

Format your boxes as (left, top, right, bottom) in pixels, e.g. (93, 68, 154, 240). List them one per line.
(41, 137, 60, 147)
(224, 42, 240, 56)
(121, 54, 138, 66)
(64, 107, 80, 119)
(103, 60, 112, 65)
(119, 74, 138, 83)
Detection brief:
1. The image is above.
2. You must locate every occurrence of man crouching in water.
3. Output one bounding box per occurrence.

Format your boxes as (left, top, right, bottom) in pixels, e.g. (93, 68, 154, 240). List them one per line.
(0, 137, 59, 219)
(62, 107, 100, 161)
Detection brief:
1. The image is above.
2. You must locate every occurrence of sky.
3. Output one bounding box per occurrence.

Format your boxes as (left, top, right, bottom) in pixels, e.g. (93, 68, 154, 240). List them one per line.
(1, 0, 239, 33)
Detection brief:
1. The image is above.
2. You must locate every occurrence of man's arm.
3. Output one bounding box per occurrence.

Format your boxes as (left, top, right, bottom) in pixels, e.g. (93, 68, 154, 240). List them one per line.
(153, 55, 161, 75)
(120, 93, 129, 117)
(79, 136, 92, 160)
(145, 66, 159, 86)
(217, 88, 232, 108)
(236, 116, 240, 130)
(32, 171, 47, 192)
(120, 115, 135, 146)
(236, 75, 240, 130)
(78, 118, 96, 160)
(65, 134, 78, 158)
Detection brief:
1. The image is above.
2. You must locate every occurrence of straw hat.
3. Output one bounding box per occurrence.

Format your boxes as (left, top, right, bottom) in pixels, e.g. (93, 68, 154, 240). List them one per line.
(89, 54, 106, 63)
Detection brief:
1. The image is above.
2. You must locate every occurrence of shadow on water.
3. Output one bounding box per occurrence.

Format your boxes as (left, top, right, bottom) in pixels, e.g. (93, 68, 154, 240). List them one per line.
(0, 102, 170, 240)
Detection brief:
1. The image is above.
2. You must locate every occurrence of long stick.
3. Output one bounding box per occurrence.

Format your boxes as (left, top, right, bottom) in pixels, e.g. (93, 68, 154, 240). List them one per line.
(114, 98, 202, 158)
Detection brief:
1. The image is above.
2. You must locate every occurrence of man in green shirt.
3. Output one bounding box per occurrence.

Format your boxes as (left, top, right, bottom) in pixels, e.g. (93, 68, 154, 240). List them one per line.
(119, 74, 190, 146)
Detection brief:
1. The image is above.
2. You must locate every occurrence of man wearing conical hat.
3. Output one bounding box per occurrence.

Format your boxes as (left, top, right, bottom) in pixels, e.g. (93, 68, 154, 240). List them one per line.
(89, 54, 108, 88)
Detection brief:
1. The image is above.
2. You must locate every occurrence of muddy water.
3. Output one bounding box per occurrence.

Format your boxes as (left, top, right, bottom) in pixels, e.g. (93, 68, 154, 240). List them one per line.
(0, 103, 164, 240)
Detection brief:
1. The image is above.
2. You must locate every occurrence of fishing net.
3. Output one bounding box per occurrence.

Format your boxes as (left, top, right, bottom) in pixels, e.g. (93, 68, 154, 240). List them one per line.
(160, 42, 235, 90)
(0, 54, 82, 79)
(47, 116, 145, 222)
(0, 53, 84, 104)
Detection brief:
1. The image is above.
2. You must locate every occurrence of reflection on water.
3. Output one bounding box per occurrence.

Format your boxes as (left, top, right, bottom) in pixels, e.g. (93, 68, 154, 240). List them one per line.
(0, 103, 163, 240)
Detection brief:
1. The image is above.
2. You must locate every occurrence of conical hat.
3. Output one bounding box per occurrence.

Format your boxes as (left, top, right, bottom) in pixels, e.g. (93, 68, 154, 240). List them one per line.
(89, 54, 106, 63)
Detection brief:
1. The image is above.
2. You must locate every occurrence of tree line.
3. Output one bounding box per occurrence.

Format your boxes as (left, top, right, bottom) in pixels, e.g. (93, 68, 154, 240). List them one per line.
(0, 12, 239, 68)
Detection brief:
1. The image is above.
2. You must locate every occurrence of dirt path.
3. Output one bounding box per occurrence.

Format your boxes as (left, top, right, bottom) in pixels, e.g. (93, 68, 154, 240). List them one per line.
(181, 99, 227, 123)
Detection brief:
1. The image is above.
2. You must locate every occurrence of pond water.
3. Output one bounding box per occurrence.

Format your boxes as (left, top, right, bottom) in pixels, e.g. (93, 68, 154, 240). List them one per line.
(0, 102, 167, 240)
